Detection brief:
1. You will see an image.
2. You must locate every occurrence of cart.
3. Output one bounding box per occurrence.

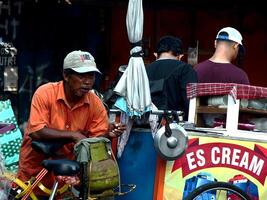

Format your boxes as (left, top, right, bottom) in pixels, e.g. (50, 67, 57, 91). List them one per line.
(117, 83, 267, 200)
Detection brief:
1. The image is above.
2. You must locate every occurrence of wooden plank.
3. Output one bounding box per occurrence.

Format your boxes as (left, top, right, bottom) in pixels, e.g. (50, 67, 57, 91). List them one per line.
(197, 106, 267, 115)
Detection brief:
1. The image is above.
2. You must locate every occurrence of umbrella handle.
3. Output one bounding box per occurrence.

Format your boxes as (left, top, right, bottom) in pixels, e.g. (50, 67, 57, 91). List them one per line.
(164, 116, 173, 138)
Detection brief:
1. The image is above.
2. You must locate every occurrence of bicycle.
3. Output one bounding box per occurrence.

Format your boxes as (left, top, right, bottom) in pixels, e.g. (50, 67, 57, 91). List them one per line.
(184, 181, 252, 200)
(5, 138, 135, 200)
(7, 140, 80, 200)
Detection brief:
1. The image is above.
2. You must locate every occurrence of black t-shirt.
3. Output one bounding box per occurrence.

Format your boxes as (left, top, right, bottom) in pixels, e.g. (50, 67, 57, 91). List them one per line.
(146, 59, 198, 120)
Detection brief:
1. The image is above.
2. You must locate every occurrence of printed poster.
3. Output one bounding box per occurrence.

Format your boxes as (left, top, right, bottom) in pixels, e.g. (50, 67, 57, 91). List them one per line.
(163, 135, 267, 200)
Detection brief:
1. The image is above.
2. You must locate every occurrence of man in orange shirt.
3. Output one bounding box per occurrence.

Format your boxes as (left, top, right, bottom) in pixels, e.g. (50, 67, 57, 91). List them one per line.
(17, 50, 125, 198)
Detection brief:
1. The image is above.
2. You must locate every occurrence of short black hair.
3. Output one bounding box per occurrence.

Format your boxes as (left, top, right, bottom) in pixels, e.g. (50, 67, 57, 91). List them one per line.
(63, 68, 96, 77)
(156, 35, 183, 56)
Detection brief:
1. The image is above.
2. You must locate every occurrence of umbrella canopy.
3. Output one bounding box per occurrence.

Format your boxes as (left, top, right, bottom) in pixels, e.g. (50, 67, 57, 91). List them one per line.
(114, 0, 152, 117)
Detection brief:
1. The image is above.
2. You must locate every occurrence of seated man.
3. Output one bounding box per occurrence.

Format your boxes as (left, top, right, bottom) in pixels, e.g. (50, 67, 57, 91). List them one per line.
(17, 50, 124, 198)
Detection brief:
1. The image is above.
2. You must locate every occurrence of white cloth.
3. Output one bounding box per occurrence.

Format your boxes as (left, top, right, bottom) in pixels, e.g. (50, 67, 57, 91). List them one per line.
(149, 103, 159, 138)
(126, 0, 143, 43)
(116, 112, 134, 158)
(116, 104, 159, 158)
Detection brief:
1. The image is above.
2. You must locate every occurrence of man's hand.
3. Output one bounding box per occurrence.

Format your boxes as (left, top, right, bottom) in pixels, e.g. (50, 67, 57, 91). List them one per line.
(56, 175, 80, 185)
(72, 132, 88, 143)
(108, 123, 126, 138)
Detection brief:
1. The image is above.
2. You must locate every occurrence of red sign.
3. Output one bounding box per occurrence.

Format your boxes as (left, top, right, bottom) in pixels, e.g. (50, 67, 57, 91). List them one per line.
(172, 138, 267, 185)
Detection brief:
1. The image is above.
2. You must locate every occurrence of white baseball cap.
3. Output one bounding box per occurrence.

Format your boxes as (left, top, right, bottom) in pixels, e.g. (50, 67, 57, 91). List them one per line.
(216, 27, 243, 46)
(63, 50, 101, 74)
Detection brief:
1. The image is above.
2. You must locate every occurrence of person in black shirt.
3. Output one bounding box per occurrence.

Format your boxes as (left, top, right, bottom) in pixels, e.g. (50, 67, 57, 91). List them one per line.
(146, 35, 198, 120)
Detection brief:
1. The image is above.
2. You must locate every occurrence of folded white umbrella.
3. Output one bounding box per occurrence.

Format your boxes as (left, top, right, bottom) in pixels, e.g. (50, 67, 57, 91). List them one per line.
(114, 0, 152, 117)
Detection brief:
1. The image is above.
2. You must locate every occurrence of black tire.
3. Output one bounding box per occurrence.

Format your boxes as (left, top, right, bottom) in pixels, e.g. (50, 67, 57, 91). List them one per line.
(185, 181, 251, 200)
(7, 187, 21, 200)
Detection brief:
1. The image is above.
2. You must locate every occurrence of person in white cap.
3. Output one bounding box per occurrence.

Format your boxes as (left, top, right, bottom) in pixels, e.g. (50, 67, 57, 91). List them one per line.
(194, 28, 250, 128)
(195, 27, 250, 84)
(17, 50, 125, 198)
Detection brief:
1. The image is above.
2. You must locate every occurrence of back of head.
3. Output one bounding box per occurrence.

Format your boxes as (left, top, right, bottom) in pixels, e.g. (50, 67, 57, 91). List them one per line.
(156, 35, 183, 56)
(215, 27, 245, 61)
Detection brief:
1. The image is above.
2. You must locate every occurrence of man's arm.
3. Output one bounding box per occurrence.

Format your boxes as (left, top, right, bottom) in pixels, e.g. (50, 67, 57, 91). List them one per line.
(30, 124, 126, 142)
(27, 85, 88, 143)
(30, 127, 87, 143)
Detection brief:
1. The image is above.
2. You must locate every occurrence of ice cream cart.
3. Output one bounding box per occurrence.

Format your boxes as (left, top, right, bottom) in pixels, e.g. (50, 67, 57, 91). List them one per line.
(153, 83, 267, 200)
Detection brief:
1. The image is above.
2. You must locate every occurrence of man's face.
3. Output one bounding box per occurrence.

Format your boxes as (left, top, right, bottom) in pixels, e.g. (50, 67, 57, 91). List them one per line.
(64, 71, 95, 97)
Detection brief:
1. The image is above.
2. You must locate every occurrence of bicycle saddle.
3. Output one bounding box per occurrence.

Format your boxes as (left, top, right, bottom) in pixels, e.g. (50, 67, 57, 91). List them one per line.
(31, 140, 70, 157)
(32, 141, 80, 175)
(42, 159, 80, 176)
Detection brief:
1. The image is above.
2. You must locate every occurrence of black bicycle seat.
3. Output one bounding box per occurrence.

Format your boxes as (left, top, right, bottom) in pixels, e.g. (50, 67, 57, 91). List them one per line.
(31, 140, 69, 156)
(42, 159, 80, 176)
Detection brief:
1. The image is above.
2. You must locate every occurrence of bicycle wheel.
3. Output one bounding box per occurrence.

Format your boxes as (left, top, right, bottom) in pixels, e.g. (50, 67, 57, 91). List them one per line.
(185, 181, 251, 200)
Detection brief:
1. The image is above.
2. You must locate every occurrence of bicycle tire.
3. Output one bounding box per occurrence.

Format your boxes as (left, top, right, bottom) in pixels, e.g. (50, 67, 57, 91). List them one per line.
(184, 181, 251, 200)
(8, 187, 21, 200)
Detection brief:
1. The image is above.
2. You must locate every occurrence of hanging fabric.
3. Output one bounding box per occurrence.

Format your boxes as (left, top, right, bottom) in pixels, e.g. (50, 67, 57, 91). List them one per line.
(114, 0, 152, 118)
